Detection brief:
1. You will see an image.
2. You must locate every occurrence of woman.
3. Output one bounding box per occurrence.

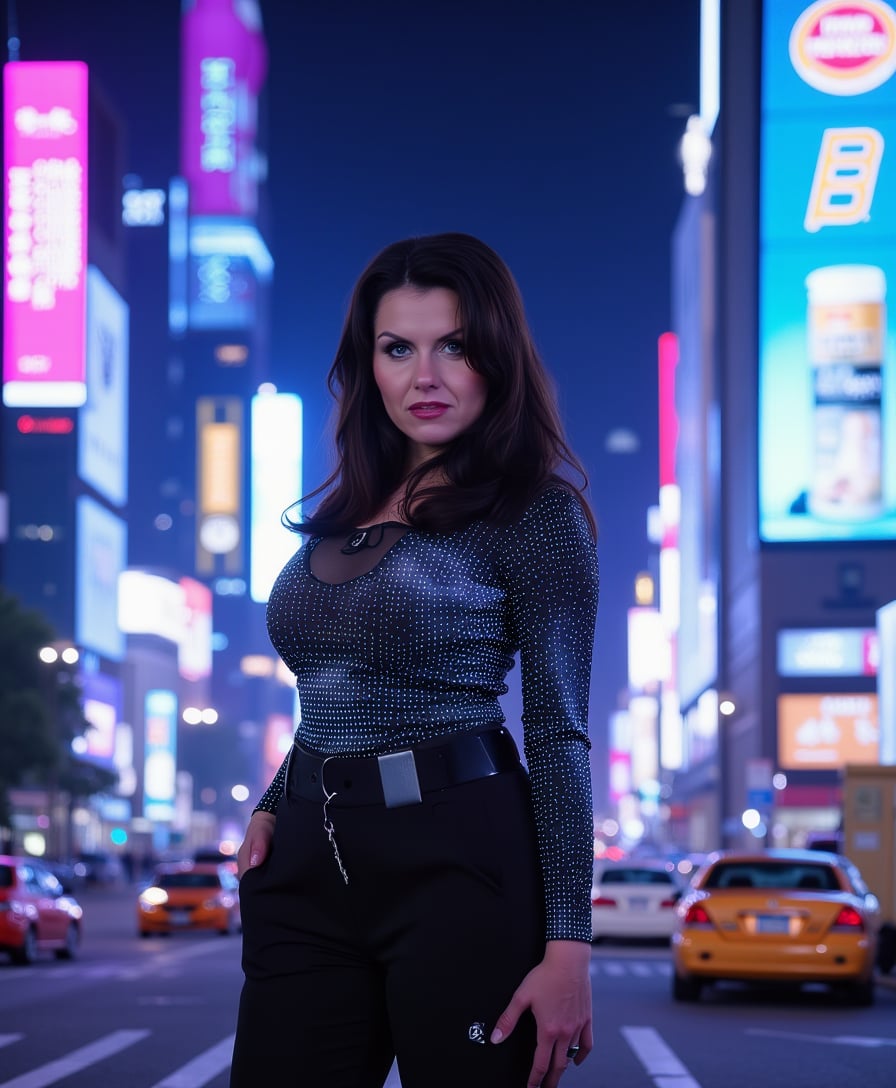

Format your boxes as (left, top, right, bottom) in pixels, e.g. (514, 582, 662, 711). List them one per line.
(230, 232, 599, 1088)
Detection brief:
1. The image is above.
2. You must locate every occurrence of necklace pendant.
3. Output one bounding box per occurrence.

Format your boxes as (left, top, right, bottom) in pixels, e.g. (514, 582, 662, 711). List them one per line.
(343, 529, 369, 553)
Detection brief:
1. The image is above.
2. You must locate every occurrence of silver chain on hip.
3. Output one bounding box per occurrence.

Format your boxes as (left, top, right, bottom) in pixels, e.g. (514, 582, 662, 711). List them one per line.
(320, 757, 349, 885)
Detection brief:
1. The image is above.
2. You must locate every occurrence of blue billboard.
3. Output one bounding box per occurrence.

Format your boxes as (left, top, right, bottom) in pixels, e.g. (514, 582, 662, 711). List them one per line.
(75, 495, 126, 661)
(760, 0, 896, 541)
(143, 689, 177, 823)
(78, 267, 129, 507)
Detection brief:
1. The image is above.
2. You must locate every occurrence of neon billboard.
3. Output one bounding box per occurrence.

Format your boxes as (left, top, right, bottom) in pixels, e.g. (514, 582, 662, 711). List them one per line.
(143, 689, 178, 822)
(81, 669, 120, 765)
(778, 692, 879, 768)
(179, 576, 213, 682)
(180, 0, 268, 217)
(250, 391, 302, 603)
(78, 266, 129, 506)
(3, 61, 88, 407)
(187, 217, 272, 330)
(75, 495, 126, 662)
(759, 0, 896, 541)
(777, 626, 879, 676)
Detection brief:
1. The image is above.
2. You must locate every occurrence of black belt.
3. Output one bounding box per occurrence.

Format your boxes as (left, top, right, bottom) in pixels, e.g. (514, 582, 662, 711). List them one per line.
(286, 726, 521, 808)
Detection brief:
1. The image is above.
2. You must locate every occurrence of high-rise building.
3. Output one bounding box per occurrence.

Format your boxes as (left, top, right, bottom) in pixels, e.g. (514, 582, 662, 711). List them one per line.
(662, 0, 896, 852)
(2, 1, 299, 858)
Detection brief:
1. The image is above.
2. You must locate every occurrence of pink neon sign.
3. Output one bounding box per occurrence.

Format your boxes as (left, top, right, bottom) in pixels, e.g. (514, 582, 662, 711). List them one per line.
(3, 61, 88, 407)
(180, 0, 268, 217)
(179, 576, 213, 681)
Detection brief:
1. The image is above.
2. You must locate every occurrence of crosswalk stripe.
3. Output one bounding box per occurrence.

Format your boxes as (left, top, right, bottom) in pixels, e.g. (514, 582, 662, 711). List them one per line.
(148, 1035, 235, 1088)
(622, 1026, 703, 1088)
(592, 960, 672, 977)
(3, 963, 130, 982)
(0, 1029, 150, 1088)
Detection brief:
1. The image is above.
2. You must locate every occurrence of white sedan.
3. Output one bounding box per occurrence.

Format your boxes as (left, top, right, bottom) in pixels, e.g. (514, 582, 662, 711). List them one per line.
(591, 861, 683, 942)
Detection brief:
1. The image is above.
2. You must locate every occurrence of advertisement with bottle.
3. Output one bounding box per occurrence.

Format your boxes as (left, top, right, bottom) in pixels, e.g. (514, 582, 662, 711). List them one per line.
(759, 0, 896, 541)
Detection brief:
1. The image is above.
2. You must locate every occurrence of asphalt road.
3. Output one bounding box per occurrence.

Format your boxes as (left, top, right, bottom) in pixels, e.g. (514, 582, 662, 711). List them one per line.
(0, 884, 894, 1087)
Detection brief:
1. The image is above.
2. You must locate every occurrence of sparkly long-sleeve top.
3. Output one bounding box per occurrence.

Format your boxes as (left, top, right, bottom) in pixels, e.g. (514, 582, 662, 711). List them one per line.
(257, 486, 599, 942)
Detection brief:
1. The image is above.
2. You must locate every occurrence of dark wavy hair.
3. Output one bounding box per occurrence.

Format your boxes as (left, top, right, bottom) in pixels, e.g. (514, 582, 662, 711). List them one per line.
(288, 232, 595, 537)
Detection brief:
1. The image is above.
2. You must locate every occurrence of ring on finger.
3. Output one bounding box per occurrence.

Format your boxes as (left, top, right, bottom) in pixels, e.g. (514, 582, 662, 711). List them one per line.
(566, 1045, 581, 1059)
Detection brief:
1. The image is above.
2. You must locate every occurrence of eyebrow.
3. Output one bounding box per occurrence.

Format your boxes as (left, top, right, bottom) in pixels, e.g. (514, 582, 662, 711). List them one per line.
(375, 327, 464, 341)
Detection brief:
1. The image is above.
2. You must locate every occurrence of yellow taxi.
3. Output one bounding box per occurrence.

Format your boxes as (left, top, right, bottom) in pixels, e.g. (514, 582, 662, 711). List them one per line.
(137, 861, 240, 937)
(671, 848, 880, 1005)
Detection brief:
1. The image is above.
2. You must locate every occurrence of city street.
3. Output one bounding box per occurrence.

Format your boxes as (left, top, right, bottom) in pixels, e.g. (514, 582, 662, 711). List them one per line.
(0, 885, 894, 1087)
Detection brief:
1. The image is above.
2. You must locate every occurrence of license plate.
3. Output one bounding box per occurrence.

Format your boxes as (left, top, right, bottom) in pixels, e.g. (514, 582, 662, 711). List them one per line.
(756, 914, 790, 934)
(628, 896, 648, 911)
(169, 910, 191, 926)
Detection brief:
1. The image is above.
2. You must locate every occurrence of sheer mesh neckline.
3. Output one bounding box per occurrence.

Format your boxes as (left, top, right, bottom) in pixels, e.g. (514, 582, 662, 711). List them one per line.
(309, 523, 410, 585)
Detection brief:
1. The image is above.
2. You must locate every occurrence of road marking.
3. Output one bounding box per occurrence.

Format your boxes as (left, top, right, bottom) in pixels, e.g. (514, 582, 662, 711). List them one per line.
(137, 995, 207, 1006)
(592, 959, 670, 977)
(747, 1028, 896, 1048)
(0, 1036, 23, 1049)
(622, 1026, 703, 1088)
(148, 1035, 235, 1088)
(0, 1029, 149, 1088)
(137, 941, 236, 973)
(37, 964, 124, 980)
(0, 942, 237, 990)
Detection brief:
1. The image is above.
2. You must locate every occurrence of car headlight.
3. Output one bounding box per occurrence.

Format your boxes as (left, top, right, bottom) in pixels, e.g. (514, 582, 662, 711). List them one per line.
(139, 887, 169, 908)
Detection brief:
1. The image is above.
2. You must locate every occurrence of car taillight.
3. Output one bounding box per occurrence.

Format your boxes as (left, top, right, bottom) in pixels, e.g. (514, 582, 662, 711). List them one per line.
(832, 906, 864, 931)
(683, 903, 711, 926)
(591, 896, 617, 908)
(660, 898, 678, 909)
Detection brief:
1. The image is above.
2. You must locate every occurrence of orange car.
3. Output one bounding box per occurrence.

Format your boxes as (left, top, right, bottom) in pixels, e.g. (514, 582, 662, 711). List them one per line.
(0, 855, 83, 964)
(137, 861, 240, 937)
(672, 848, 880, 1005)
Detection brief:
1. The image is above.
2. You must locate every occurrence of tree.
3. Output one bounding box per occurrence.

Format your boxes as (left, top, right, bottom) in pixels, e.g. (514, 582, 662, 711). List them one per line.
(0, 588, 105, 840)
(0, 589, 61, 831)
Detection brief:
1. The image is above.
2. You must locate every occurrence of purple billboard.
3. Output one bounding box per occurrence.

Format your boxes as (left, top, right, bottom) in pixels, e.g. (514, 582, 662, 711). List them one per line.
(3, 61, 88, 407)
(180, 0, 267, 217)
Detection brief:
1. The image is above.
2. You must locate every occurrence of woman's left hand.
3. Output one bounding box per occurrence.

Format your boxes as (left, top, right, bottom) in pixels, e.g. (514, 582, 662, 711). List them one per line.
(490, 939, 593, 1088)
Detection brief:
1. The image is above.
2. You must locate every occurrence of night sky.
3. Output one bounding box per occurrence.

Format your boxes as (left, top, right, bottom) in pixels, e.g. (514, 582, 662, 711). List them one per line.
(10, 0, 701, 806)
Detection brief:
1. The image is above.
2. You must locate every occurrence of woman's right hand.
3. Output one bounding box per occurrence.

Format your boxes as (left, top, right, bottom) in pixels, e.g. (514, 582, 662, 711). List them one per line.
(237, 811, 276, 878)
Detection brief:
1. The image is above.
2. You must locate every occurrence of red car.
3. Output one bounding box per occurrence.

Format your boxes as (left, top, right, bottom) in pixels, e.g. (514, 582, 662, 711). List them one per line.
(0, 855, 84, 964)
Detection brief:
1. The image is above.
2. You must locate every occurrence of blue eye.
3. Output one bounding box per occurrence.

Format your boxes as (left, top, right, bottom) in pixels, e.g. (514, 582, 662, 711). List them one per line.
(442, 340, 464, 356)
(386, 343, 411, 358)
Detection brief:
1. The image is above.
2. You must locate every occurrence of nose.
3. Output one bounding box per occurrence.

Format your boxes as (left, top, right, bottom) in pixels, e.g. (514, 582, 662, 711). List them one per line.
(413, 351, 440, 389)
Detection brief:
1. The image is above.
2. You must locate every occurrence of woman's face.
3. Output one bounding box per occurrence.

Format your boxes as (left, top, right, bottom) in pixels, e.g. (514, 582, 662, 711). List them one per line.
(372, 286, 488, 469)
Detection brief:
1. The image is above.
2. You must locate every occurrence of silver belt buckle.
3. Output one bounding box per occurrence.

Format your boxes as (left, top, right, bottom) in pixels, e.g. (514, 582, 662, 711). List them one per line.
(378, 749, 423, 808)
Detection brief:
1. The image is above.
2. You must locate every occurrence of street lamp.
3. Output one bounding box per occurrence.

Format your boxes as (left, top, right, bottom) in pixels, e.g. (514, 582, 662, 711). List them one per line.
(39, 645, 80, 666)
(679, 114, 712, 196)
(36, 643, 81, 858)
(182, 706, 219, 725)
(719, 696, 736, 717)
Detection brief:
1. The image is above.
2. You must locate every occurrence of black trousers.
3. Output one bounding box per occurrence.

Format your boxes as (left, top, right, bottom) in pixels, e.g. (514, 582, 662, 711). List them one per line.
(230, 759, 544, 1088)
